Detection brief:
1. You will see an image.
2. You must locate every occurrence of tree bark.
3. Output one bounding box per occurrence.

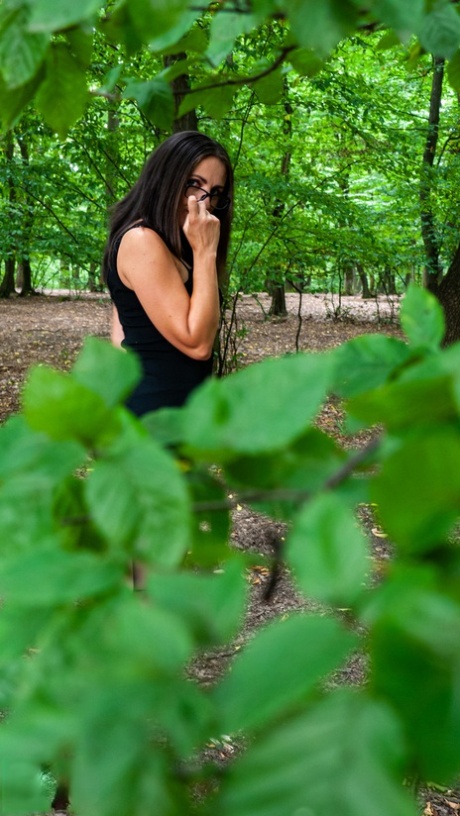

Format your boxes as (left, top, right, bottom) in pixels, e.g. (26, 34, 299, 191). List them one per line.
(165, 54, 198, 133)
(0, 132, 17, 297)
(420, 56, 445, 290)
(268, 85, 291, 317)
(435, 238, 460, 345)
(357, 263, 373, 299)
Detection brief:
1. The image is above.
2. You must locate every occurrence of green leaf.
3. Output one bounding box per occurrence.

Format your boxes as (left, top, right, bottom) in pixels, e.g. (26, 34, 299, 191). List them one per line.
(0, 759, 52, 816)
(160, 24, 208, 56)
(372, 427, 460, 551)
(289, 47, 324, 75)
(286, 493, 369, 606)
(184, 352, 335, 461)
(0, 10, 49, 88)
(333, 334, 412, 398)
(400, 283, 445, 350)
(65, 27, 93, 68)
(213, 688, 415, 816)
(206, 10, 257, 66)
(285, 0, 357, 57)
(0, 69, 43, 129)
(253, 68, 284, 104)
(369, 571, 460, 779)
(127, 0, 191, 46)
(35, 42, 88, 136)
(141, 405, 185, 448)
(148, 559, 247, 646)
(71, 683, 163, 816)
(419, 2, 460, 59)
(447, 48, 460, 91)
(72, 337, 141, 408)
(111, 596, 194, 672)
(226, 427, 344, 491)
(22, 365, 120, 447)
(0, 415, 84, 482)
(348, 374, 458, 430)
(0, 548, 123, 606)
(123, 77, 174, 130)
(28, 0, 103, 31)
(180, 82, 235, 120)
(372, 0, 424, 35)
(185, 468, 233, 566)
(213, 614, 357, 734)
(85, 437, 191, 567)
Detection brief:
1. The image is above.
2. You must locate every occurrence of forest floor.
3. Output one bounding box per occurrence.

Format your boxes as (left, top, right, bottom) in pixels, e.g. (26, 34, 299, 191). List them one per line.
(0, 290, 458, 816)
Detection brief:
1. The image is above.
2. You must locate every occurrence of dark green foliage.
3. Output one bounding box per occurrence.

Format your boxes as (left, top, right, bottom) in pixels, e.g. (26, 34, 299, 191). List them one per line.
(1, 285, 460, 813)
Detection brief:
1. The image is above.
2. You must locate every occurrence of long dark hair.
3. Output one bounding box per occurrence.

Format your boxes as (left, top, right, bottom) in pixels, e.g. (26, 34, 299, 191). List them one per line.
(102, 131, 233, 285)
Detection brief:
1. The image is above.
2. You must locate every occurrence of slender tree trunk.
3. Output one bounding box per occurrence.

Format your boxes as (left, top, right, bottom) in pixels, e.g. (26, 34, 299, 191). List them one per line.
(0, 132, 17, 297)
(268, 86, 291, 317)
(420, 56, 445, 290)
(16, 131, 35, 295)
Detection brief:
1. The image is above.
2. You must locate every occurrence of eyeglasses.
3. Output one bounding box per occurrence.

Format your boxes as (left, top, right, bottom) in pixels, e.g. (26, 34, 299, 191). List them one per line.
(184, 182, 231, 211)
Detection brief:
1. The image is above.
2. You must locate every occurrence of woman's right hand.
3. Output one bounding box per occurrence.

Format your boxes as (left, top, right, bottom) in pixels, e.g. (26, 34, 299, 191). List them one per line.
(182, 195, 220, 255)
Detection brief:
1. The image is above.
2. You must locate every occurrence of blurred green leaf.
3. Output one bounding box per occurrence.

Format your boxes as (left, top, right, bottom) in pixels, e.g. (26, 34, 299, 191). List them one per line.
(0, 9, 49, 88)
(213, 614, 357, 734)
(73, 337, 141, 408)
(369, 570, 460, 779)
(0, 548, 123, 606)
(333, 334, 411, 398)
(285, 0, 357, 57)
(85, 437, 191, 566)
(184, 352, 335, 460)
(147, 559, 247, 646)
(206, 10, 257, 66)
(23, 365, 120, 446)
(419, 2, 460, 59)
(123, 76, 174, 130)
(372, 426, 460, 551)
(400, 284, 445, 350)
(287, 493, 369, 606)
(213, 688, 415, 816)
(35, 42, 88, 136)
(372, 0, 424, 33)
(28, 0, 102, 31)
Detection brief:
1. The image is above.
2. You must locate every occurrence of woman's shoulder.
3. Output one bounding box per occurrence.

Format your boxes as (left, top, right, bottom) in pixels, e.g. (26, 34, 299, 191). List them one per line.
(118, 224, 173, 260)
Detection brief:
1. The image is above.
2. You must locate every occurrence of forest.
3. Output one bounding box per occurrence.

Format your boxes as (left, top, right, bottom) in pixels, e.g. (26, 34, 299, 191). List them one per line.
(2, 2, 460, 816)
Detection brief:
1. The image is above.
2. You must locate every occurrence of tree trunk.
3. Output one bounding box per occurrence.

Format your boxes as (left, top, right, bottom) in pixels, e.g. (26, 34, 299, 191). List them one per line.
(420, 56, 445, 289)
(436, 239, 460, 345)
(268, 283, 287, 317)
(0, 258, 16, 297)
(165, 54, 198, 132)
(15, 131, 35, 295)
(268, 84, 291, 316)
(0, 132, 16, 297)
(17, 257, 34, 296)
(357, 263, 373, 298)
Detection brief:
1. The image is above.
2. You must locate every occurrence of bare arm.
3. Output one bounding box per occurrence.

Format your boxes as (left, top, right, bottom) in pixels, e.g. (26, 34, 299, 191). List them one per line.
(111, 304, 125, 348)
(117, 196, 220, 360)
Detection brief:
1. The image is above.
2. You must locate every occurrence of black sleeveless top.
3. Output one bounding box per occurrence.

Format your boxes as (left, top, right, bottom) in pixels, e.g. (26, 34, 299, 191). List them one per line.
(106, 226, 213, 417)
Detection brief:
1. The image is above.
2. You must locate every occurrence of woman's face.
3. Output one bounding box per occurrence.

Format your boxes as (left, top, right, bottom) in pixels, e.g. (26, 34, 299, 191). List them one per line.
(179, 156, 227, 226)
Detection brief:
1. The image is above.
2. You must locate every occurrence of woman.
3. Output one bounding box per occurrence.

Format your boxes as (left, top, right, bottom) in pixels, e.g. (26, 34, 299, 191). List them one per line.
(103, 131, 234, 416)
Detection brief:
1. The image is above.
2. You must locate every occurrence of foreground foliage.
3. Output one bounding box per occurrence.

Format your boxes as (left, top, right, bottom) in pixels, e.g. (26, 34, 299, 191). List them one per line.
(1, 284, 460, 815)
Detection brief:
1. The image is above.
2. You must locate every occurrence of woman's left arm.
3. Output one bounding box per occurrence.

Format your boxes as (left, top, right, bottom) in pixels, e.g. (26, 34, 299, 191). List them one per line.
(111, 304, 125, 347)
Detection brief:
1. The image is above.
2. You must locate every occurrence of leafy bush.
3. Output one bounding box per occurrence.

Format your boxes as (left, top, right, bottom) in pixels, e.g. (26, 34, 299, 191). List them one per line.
(0, 285, 459, 815)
